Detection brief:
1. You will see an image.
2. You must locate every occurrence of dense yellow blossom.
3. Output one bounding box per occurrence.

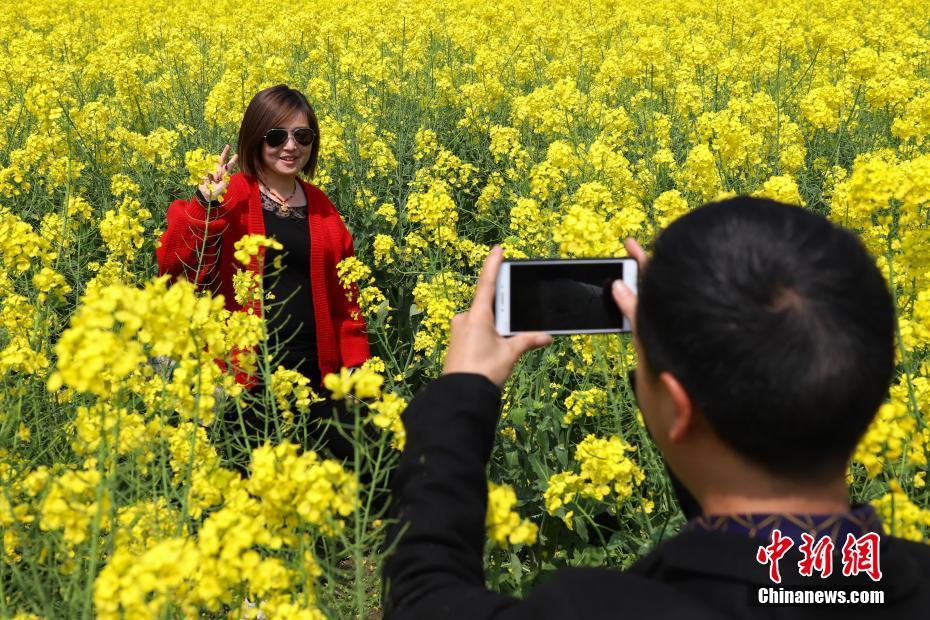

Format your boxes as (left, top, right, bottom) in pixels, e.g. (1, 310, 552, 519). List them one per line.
(48, 276, 262, 424)
(756, 175, 805, 206)
(368, 392, 408, 451)
(872, 481, 930, 542)
(71, 403, 152, 457)
(337, 255, 388, 318)
(233, 234, 283, 266)
(411, 273, 474, 356)
(406, 182, 459, 231)
(676, 144, 721, 200)
(545, 435, 645, 517)
(248, 442, 357, 533)
(0, 206, 55, 272)
(94, 538, 200, 619)
(651, 190, 690, 229)
(40, 467, 111, 545)
(373, 233, 396, 266)
(270, 366, 324, 425)
(563, 387, 608, 424)
(323, 367, 384, 400)
(486, 482, 538, 546)
(575, 435, 646, 502)
(2, 0, 930, 614)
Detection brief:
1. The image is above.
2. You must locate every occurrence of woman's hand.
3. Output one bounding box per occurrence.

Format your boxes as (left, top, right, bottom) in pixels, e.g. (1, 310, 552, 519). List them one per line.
(442, 245, 552, 388)
(198, 144, 238, 202)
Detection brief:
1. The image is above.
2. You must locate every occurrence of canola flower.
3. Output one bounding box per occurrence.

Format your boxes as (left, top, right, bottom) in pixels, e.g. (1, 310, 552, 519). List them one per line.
(47, 276, 261, 423)
(337, 255, 388, 319)
(563, 387, 608, 424)
(322, 367, 410, 450)
(411, 273, 475, 356)
(270, 366, 325, 426)
(486, 482, 539, 547)
(233, 234, 283, 267)
(871, 481, 930, 542)
(544, 435, 646, 525)
(92, 439, 349, 618)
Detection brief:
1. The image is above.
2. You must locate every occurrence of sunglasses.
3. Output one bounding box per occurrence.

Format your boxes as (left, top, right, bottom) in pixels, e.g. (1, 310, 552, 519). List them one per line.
(264, 127, 315, 148)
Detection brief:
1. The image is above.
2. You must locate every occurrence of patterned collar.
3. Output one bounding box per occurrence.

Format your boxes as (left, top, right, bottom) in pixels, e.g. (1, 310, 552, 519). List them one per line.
(681, 503, 882, 543)
(260, 187, 307, 220)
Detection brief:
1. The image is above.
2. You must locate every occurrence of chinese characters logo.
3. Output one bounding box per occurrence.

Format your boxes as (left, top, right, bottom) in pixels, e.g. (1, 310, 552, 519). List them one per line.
(756, 529, 882, 583)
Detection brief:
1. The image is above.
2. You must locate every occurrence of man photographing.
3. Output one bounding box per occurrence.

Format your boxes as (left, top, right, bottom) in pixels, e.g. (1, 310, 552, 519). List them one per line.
(383, 197, 930, 618)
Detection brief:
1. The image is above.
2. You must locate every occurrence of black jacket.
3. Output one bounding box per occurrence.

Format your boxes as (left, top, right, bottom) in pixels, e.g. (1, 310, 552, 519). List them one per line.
(383, 373, 930, 619)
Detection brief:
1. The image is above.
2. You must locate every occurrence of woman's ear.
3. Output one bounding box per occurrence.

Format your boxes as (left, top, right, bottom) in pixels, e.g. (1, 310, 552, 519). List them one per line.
(659, 371, 695, 443)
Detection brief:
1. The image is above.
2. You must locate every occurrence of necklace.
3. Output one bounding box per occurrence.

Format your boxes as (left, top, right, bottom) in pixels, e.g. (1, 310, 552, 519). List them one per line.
(260, 180, 298, 213)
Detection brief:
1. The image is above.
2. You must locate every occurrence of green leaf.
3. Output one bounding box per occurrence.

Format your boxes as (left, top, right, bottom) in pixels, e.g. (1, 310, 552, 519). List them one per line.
(537, 430, 549, 454)
(528, 454, 548, 481)
(505, 449, 518, 469)
(574, 516, 589, 543)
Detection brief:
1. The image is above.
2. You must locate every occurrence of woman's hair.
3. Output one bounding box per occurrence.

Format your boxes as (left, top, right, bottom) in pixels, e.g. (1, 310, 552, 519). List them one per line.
(237, 85, 320, 179)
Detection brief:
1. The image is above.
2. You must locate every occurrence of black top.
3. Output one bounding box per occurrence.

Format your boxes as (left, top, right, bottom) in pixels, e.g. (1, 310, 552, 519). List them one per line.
(261, 191, 320, 386)
(383, 373, 930, 619)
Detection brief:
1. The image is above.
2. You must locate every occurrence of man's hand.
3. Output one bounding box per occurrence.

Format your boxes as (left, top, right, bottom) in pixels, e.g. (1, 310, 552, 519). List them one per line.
(443, 245, 552, 388)
(612, 237, 649, 332)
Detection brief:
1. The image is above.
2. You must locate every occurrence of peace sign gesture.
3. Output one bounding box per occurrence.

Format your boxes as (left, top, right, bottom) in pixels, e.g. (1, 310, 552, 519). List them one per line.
(198, 144, 238, 202)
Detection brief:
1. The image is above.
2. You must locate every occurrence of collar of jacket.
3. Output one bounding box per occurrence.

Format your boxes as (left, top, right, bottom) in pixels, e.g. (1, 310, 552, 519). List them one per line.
(224, 172, 322, 318)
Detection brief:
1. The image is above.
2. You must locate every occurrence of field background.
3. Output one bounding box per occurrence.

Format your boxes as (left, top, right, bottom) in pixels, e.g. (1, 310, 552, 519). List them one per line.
(1, 0, 929, 617)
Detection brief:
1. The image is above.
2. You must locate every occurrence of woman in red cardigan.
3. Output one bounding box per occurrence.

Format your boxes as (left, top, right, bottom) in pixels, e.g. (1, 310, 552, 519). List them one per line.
(157, 84, 371, 464)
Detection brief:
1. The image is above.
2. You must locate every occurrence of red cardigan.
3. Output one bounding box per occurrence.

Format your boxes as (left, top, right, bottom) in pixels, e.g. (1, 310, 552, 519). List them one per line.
(156, 173, 371, 385)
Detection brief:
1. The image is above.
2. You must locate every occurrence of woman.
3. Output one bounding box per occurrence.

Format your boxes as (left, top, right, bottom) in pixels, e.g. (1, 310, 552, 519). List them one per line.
(157, 85, 370, 464)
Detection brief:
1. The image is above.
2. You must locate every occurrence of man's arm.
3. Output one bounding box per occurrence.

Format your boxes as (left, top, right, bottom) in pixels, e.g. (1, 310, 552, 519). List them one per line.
(382, 373, 518, 618)
(382, 246, 551, 619)
(381, 374, 713, 620)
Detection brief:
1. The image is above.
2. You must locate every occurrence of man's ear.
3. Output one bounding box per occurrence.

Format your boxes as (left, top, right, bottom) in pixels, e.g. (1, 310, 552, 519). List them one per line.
(658, 372, 695, 443)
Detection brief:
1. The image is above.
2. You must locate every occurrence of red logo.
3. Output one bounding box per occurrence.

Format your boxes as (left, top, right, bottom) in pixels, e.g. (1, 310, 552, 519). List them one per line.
(756, 530, 882, 583)
(797, 533, 835, 578)
(841, 532, 882, 582)
(756, 529, 794, 583)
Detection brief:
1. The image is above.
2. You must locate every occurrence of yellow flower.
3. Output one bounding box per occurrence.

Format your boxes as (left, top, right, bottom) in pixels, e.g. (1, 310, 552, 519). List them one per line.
(652, 189, 690, 229)
(486, 482, 538, 547)
(323, 366, 384, 400)
(323, 368, 354, 400)
(373, 234, 396, 266)
(755, 175, 805, 206)
(872, 481, 930, 542)
(368, 392, 408, 450)
(16, 423, 31, 442)
(352, 367, 384, 399)
(545, 435, 645, 516)
(184, 148, 221, 187)
(233, 234, 282, 266)
(271, 366, 324, 424)
(40, 468, 111, 545)
(563, 387, 608, 424)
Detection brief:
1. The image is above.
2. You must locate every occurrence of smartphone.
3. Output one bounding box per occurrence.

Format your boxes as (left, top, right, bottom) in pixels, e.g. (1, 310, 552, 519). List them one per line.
(494, 258, 637, 335)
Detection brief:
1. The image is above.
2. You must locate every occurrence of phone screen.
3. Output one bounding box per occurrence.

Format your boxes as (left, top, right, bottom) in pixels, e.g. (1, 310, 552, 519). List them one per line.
(508, 261, 627, 332)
